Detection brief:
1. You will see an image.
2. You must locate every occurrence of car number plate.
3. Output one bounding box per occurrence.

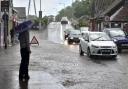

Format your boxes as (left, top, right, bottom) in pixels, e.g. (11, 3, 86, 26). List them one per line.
(101, 50, 110, 52)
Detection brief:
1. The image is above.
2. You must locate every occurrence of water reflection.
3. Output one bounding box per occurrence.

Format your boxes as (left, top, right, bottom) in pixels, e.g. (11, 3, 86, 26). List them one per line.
(19, 80, 29, 89)
(48, 22, 64, 44)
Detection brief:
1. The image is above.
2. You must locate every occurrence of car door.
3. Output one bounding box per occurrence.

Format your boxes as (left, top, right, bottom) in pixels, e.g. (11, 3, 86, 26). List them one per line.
(82, 33, 89, 53)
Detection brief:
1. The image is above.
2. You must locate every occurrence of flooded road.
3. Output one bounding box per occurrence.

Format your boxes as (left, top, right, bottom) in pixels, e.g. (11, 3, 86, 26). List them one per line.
(0, 24, 128, 89)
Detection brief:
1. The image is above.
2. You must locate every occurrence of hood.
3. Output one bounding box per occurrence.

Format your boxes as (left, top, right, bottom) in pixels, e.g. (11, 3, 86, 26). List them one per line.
(69, 34, 81, 38)
(113, 36, 128, 41)
(90, 41, 116, 47)
(113, 37, 128, 43)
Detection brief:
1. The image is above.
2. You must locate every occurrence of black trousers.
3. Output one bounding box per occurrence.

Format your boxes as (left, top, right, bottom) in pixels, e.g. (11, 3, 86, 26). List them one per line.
(19, 47, 30, 76)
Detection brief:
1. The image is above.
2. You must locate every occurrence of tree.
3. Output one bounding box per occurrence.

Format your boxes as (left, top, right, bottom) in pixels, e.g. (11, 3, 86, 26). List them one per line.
(56, 0, 92, 21)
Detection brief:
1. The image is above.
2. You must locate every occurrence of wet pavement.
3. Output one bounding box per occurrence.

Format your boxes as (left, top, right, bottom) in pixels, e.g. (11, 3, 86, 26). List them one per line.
(0, 71, 65, 89)
(0, 26, 128, 89)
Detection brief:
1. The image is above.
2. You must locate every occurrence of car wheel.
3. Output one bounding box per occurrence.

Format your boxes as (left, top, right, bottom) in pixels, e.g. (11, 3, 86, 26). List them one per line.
(68, 40, 72, 44)
(87, 48, 92, 58)
(79, 45, 84, 56)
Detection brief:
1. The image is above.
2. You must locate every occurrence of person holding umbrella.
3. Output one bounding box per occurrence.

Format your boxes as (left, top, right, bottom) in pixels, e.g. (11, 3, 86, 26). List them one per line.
(16, 20, 33, 81)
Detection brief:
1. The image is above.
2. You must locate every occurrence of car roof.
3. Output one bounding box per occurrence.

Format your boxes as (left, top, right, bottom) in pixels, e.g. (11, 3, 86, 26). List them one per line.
(88, 31, 104, 34)
(83, 31, 105, 35)
(104, 28, 122, 31)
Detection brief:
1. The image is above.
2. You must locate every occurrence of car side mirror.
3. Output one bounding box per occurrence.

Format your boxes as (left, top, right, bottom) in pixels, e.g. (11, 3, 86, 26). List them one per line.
(84, 38, 89, 42)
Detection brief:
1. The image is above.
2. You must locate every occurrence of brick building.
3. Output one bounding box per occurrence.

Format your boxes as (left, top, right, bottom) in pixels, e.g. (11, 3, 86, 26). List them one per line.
(0, 0, 15, 48)
(90, 0, 128, 31)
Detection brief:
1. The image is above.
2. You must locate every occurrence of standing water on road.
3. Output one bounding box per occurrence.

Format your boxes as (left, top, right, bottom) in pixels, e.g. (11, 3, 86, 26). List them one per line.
(48, 22, 73, 44)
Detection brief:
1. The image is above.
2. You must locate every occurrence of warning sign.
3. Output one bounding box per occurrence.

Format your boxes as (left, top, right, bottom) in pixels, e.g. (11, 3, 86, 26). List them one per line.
(30, 36, 39, 45)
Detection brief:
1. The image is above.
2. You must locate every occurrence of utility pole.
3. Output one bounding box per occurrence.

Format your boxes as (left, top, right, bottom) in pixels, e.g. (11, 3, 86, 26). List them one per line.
(33, 0, 37, 16)
(28, 0, 37, 16)
(90, 0, 95, 31)
(28, 0, 31, 16)
(39, 0, 42, 30)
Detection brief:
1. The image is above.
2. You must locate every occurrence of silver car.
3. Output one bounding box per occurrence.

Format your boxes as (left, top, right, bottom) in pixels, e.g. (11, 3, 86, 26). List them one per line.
(79, 32, 118, 58)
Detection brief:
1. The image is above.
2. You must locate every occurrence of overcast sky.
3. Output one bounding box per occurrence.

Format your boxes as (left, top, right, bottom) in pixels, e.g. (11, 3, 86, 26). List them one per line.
(13, 0, 73, 16)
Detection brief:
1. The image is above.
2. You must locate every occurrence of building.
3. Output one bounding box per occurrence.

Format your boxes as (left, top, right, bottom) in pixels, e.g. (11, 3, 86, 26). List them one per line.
(90, 0, 127, 31)
(0, 0, 14, 48)
(14, 7, 26, 23)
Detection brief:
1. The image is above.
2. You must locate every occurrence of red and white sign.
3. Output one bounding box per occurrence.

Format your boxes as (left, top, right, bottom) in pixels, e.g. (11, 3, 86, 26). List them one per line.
(30, 36, 39, 45)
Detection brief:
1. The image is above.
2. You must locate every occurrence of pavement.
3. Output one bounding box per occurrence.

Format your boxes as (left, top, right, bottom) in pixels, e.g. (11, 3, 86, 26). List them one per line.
(0, 30, 66, 89)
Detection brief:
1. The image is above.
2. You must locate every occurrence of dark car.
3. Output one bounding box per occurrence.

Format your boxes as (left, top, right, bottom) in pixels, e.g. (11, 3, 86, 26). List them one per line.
(64, 29, 71, 40)
(103, 28, 128, 53)
(67, 30, 81, 44)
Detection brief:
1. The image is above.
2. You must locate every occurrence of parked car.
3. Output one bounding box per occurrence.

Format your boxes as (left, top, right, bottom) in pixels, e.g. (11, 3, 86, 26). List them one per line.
(79, 31, 117, 58)
(67, 30, 81, 44)
(103, 28, 128, 53)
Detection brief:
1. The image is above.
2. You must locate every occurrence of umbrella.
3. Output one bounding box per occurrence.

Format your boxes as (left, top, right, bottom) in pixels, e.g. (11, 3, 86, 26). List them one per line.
(15, 20, 33, 33)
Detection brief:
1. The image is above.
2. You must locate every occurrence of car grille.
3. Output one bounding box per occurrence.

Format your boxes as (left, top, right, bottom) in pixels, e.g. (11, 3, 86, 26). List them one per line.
(97, 49, 114, 54)
(100, 46, 112, 48)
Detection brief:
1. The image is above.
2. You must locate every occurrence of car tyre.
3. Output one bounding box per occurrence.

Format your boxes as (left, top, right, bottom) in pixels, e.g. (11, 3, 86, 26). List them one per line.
(87, 48, 92, 58)
(79, 45, 84, 56)
(68, 40, 72, 44)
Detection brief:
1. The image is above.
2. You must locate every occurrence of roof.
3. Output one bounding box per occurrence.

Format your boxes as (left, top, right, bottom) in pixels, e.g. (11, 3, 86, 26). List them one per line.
(112, 6, 128, 21)
(101, 0, 123, 16)
(14, 7, 26, 19)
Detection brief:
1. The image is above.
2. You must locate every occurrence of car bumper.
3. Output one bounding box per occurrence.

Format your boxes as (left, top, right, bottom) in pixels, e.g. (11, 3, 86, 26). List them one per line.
(90, 48, 118, 56)
(117, 44, 128, 49)
(68, 38, 80, 43)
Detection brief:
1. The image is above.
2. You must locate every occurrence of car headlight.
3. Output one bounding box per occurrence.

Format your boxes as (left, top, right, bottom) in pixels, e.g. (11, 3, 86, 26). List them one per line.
(91, 45, 99, 48)
(112, 46, 117, 48)
(113, 39, 117, 42)
(70, 37, 73, 39)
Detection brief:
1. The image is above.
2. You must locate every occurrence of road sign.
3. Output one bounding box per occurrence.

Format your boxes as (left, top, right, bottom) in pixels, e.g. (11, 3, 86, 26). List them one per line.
(30, 36, 39, 45)
(1, 1, 9, 12)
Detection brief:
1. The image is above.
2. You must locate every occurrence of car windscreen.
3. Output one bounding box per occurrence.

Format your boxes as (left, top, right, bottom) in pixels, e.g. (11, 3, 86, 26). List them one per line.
(109, 30, 125, 37)
(70, 30, 81, 35)
(90, 32, 111, 41)
(80, 27, 88, 32)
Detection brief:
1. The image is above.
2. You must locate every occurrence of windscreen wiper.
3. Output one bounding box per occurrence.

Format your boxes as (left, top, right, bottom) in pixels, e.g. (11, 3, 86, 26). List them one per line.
(92, 36, 103, 41)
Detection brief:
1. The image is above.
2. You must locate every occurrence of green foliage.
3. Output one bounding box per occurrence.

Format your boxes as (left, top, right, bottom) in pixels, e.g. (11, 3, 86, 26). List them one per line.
(34, 16, 48, 25)
(56, 0, 92, 27)
(74, 0, 91, 18)
(56, 0, 92, 21)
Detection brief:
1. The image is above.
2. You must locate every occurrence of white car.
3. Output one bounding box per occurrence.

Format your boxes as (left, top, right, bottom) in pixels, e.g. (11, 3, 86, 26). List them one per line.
(79, 32, 118, 58)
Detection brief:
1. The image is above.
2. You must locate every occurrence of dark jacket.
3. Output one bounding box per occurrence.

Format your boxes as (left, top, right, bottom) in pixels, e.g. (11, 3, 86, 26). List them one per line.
(18, 30, 30, 52)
